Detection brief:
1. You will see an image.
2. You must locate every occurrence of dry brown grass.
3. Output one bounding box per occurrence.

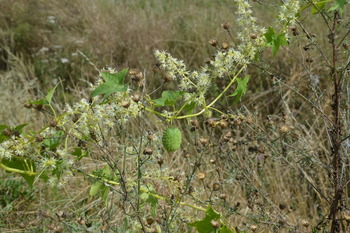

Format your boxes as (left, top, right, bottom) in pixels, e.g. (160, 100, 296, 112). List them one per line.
(0, 0, 349, 232)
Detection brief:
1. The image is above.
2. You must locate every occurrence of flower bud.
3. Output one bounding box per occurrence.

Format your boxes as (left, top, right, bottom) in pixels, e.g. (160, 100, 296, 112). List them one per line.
(221, 42, 229, 50)
(250, 225, 258, 232)
(131, 92, 142, 103)
(197, 172, 206, 180)
(143, 147, 153, 155)
(209, 39, 218, 47)
(121, 101, 131, 108)
(301, 219, 309, 227)
(212, 183, 220, 191)
(222, 22, 230, 30)
(250, 33, 257, 39)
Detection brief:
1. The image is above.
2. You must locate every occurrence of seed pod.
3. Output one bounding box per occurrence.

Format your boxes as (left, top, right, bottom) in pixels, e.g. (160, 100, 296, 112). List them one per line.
(301, 219, 309, 227)
(30, 220, 38, 226)
(34, 104, 44, 111)
(222, 22, 230, 30)
(212, 183, 221, 191)
(219, 120, 228, 129)
(129, 68, 138, 76)
(190, 119, 199, 128)
(164, 74, 173, 82)
(209, 39, 218, 47)
(219, 193, 227, 200)
(279, 203, 287, 210)
(306, 58, 314, 63)
(143, 147, 153, 155)
(207, 118, 217, 128)
(146, 217, 155, 225)
(250, 33, 257, 39)
(246, 115, 253, 124)
(290, 26, 297, 31)
(279, 125, 290, 133)
(49, 120, 57, 128)
(147, 134, 154, 141)
(199, 137, 209, 145)
(23, 102, 32, 108)
(77, 217, 85, 225)
(204, 57, 211, 64)
(3, 128, 11, 137)
(188, 186, 194, 195)
(345, 214, 350, 223)
(223, 131, 232, 141)
(54, 226, 63, 233)
(162, 127, 182, 152)
(136, 72, 143, 81)
(157, 157, 164, 166)
(250, 225, 258, 232)
(48, 223, 56, 230)
(131, 92, 142, 103)
(221, 42, 229, 50)
(42, 210, 51, 218)
(211, 220, 221, 229)
(121, 101, 131, 108)
(153, 64, 160, 73)
(197, 172, 206, 180)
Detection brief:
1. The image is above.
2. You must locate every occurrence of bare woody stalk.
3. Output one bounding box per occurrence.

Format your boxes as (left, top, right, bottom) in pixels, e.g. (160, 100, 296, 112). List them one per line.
(329, 10, 342, 233)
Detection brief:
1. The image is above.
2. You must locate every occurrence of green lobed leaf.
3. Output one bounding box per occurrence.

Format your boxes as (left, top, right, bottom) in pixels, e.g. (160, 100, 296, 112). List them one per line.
(140, 184, 158, 217)
(264, 27, 288, 56)
(329, 0, 347, 14)
(229, 75, 250, 104)
(101, 185, 110, 205)
(89, 165, 111, 198)
(0, 124, 10, 143)
(311, 1, 326, 14)
(153, 91, 185, 106)
(2, 158, 36, 189)
(90, 180, 104, 196)
(183, 101, 196, 114)
(15, 124, 28, 134)
(219, 225, 236, 233)
(71, 148, 89, 160)
(91, 69, 129, 100)
(188, 205, 221, 233)
(42, 130, 64, 150)
(0, 124, 8, 131)
(188, 205, 236, 233)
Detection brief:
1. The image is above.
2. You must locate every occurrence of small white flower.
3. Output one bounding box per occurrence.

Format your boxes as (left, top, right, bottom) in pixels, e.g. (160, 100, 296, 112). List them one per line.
(60, 58, 69, 64)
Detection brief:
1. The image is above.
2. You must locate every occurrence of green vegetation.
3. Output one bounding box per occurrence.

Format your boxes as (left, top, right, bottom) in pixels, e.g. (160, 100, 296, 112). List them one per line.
(0, 0, 349, 232)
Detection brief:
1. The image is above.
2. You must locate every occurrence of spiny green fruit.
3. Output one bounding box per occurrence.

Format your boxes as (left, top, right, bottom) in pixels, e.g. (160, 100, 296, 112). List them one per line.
(162, 127, 182, 152)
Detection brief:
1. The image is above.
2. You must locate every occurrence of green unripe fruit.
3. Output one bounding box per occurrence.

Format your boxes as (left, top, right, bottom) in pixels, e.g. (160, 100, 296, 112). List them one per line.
(162, 127, 182, 152)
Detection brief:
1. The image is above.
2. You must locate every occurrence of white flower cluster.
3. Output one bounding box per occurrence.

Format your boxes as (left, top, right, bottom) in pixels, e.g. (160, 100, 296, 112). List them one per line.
(278, 0, 300, 32)
(61, 75, 143, 144)
(154, 50, 212, 107)
(154, 0, 269, 112)
(0, 136, 38, 159)
(234, 0, 267, 61)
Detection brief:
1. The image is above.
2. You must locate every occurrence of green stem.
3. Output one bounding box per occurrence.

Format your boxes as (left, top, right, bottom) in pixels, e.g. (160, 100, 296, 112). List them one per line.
(170, 66, 245, 120)
(0, 162, 37, 176)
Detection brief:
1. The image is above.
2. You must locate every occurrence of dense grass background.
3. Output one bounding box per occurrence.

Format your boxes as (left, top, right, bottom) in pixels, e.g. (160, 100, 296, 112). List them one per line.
(0, 0, 349, 232)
